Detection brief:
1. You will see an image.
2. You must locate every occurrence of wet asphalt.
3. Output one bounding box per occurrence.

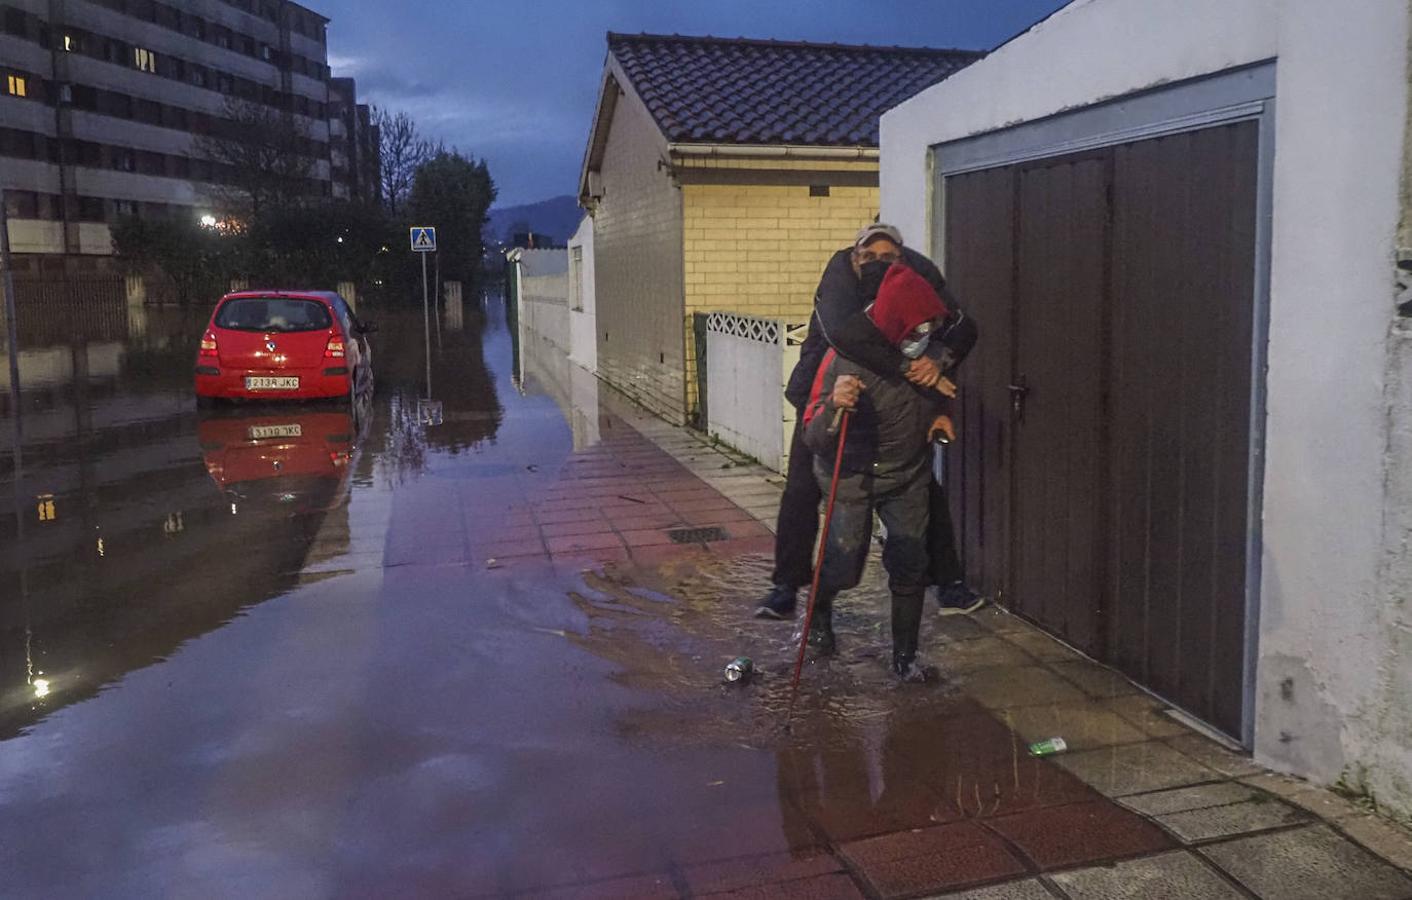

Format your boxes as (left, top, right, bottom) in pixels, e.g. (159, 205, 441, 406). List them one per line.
(0, 294, 1057, 898)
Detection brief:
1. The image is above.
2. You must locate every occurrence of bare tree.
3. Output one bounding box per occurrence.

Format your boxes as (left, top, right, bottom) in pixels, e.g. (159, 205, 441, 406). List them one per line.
(373, 107, 436, 216)
(194, 98, 317, 215)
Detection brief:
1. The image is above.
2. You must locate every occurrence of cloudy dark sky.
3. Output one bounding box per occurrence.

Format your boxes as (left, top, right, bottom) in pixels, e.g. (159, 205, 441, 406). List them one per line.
(315, 0, 1070, 208)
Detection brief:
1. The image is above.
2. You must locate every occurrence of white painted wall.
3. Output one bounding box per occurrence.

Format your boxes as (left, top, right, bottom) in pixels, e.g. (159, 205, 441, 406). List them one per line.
(881, 0, 1412, 813)
(567, 214, 598, 374)
(880, 0, 1279, 251)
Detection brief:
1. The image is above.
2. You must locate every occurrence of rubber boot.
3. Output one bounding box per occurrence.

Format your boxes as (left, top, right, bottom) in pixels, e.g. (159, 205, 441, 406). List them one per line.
(807, 592, 837, 656)
(891, 588, 932, 682)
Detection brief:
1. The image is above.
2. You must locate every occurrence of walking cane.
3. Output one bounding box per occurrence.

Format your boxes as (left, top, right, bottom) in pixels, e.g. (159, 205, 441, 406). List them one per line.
(785, 406, 851, 726)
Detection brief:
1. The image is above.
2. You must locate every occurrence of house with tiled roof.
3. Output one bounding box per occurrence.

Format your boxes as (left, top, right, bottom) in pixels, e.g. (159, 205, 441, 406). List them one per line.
(577, 32, 981, 424)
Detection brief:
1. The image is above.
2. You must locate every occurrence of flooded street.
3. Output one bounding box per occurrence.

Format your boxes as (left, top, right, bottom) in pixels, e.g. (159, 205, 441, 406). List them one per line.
(0, 293, 1323, 899)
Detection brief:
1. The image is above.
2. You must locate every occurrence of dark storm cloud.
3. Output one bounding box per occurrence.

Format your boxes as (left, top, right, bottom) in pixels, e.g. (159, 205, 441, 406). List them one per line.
(315, 0, 1071, 206)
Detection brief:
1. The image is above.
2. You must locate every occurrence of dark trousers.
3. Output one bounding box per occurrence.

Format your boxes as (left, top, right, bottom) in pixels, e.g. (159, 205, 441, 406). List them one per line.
(812, 460, 931, 656)
(771, 417, 822, 589)
(773, 422, 965, 594)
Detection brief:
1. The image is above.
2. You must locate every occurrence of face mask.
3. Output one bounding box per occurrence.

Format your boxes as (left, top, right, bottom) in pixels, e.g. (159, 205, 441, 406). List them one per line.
(900, 333, 932, 359)
(859, 260, 889, 298)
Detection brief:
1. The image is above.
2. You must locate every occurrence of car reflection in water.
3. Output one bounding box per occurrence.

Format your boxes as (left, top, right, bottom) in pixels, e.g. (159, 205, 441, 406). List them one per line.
(198, 408, 359, 518)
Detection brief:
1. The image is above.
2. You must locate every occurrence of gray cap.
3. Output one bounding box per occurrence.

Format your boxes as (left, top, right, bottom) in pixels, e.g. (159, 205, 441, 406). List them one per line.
(854, 223, 904, 249)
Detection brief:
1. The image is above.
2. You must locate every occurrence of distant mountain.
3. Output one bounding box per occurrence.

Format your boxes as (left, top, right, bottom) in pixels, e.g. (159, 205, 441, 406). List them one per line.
(486, 195, 583, 245)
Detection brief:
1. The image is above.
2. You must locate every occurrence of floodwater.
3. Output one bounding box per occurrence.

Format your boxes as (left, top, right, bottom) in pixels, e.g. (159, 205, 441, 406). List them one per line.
(0, 291, 1083, 897)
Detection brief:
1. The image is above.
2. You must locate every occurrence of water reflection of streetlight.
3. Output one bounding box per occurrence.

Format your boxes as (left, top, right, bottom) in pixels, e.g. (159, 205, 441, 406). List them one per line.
(32, 678, 50, 699)
(199, 214, 218, 228)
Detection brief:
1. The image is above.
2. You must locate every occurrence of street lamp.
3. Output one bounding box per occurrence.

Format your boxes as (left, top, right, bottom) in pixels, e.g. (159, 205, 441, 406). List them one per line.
(199, 214, 217, 228)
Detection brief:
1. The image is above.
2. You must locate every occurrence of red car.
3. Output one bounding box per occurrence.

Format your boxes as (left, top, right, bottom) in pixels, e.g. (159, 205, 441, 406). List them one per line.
(194, 290, 374, 404)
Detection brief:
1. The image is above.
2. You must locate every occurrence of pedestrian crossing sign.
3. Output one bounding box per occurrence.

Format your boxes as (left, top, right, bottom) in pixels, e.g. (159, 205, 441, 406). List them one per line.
(410, 226, 436, 252)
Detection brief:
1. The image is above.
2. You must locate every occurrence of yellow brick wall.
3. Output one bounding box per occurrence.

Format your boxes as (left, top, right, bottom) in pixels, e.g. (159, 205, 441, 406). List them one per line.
(681, 172, 879, 415)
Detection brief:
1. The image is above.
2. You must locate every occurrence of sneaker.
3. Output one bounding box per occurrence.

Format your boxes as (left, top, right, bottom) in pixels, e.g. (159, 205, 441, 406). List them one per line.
(754, 585, 798, 620)
(936, 581, 986, 617)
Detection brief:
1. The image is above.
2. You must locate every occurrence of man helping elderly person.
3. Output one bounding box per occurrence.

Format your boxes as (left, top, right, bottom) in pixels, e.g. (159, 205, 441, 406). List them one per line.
(799, 262, 957, 682)
(757, 223, 981, 624)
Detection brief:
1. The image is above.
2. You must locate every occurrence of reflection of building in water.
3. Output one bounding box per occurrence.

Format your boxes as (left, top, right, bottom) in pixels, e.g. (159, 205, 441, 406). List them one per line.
(0, 309, 352, 739)
(506, 244, 602, 450)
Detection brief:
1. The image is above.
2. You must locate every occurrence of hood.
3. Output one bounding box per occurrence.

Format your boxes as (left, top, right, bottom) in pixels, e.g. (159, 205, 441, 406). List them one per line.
(868, 263, 950, 344)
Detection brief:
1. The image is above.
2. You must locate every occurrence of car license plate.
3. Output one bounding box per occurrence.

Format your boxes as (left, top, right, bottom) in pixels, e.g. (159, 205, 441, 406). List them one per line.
(248, 424, 302, 440)
(245, 376, 299, 391)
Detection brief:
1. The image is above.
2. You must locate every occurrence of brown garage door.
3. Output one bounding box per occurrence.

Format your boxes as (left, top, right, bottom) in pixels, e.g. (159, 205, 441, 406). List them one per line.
(943, 121, 1259, 738)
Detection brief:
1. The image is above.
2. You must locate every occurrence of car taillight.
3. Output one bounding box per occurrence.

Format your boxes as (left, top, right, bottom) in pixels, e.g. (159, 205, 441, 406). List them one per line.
(199, 332, 218, 358)
(324, 333, 345, 359)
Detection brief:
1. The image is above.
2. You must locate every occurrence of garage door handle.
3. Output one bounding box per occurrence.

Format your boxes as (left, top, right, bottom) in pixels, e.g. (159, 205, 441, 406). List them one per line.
(1008, 376, 1029, 420)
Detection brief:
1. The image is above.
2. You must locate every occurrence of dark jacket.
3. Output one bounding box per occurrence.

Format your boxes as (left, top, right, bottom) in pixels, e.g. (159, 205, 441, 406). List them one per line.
(802, 351, 946, 479)
(784, 246, 966, 410)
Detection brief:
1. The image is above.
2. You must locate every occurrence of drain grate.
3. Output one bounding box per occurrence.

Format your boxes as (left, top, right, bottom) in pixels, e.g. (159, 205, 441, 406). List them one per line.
(667, 526, 729, 544)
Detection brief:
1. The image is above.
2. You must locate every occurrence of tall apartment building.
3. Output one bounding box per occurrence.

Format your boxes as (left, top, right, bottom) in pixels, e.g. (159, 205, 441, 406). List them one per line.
(0, 0, 377, 261)
(328, 75, 377, 204)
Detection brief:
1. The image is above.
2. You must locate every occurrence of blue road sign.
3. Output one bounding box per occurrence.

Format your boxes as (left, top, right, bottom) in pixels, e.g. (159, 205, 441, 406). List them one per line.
(410, 226, 437, 252)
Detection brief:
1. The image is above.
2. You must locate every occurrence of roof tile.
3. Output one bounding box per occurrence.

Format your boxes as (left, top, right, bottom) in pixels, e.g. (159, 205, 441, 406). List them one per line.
(608, 33, 981, 147)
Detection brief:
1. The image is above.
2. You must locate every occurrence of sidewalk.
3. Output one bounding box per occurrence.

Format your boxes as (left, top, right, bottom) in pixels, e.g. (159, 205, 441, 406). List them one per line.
(524, 378, 1412, 900)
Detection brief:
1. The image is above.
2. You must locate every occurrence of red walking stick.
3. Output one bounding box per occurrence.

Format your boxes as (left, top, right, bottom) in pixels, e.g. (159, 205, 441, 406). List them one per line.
(786, 407, 851, 723)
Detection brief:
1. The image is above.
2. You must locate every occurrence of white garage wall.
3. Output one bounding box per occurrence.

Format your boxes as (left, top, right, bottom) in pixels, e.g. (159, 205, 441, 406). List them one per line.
(881, 0, 1412, 814)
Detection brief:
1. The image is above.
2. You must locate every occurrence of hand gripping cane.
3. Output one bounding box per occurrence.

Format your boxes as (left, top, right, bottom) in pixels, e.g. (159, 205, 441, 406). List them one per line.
(786, 406, 851, 725)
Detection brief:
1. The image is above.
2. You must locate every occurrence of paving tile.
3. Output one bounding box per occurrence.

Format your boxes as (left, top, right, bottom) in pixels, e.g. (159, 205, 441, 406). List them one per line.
(840, 822, 1027, 899)
(795, 772, 960, 842)
(696, 872, 864, 900)
(935, 637, 1037, 673)
(1163, 734, 1263, 778)
(1098, 695, 1193, 738)
(628, 543, 711, 568)
(969, 607, 1042, 635)
(1341, 814, 1412, 872)
(1054, 742, 1220, 797)
(478, 539, 549, 560)
(994, 703, 1148, 752)
(682, 507, 760, 526)
(1202, 824, 1412, 900)
(540, 519, 612, 538)
(684, 850, 843, 895)
(722, 520, 772, 538)
(552, 546, 632, 574)
(526, 871, 679, 899)
(619, 529, 677, 548)
(546, 532, 626, 554)
(708, 536, 777, 557)
(1120, 782, 1261, 817)
(1157, 797, 1308, 842)
(923, 879, 1056, 900)
(999, 630, 1085, 663)
(960, 665, 1089, 710)
(986, 798, 1173, 869)
(608, 513, 686, 531)
(917, 746, 1100, 820)
(1049, 849, 1244, 900)
(1048, 661, 1140, 699)
(932, 616, 991, 644)
(535, 507, 606, 525)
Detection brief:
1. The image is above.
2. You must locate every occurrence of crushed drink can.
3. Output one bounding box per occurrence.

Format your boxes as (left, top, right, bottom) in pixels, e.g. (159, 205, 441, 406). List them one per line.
(1028, 737, 1068, 757)
(724, 657, 753, 683)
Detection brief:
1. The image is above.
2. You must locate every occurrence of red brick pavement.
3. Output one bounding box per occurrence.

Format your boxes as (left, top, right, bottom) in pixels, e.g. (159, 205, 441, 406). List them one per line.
(466, 429, 775, 570)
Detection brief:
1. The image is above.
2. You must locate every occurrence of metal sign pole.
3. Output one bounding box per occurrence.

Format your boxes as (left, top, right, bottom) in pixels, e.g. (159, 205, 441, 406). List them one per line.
(421, 248, 431, 397)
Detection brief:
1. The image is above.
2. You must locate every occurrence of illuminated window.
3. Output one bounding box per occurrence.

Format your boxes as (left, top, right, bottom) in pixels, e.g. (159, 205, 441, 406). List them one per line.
(133, 47, 156, 73)
(5, 74, 25, 97)
(62, 33, 76, 51)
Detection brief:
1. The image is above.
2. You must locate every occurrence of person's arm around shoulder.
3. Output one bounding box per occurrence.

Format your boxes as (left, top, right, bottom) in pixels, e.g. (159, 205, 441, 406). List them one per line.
(814, 251, 910, 379)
